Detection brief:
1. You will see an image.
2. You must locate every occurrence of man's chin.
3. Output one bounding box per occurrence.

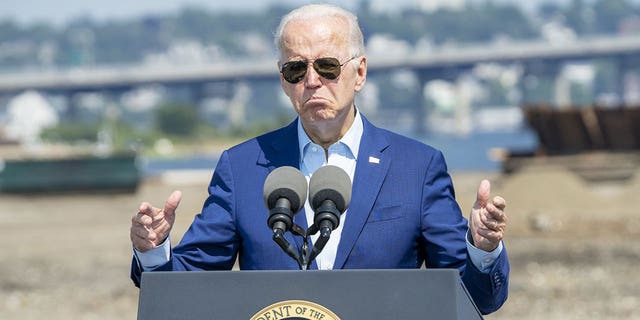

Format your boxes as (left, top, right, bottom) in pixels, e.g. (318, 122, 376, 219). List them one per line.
(304, 110, 336, 123)
(298, 103, 328, 117)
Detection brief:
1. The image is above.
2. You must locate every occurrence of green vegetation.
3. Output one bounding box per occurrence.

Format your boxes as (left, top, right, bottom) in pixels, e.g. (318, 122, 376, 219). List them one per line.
(38, 102, 291, 156)
(154, 103, 200, 137)
(40, 122, 101, 143)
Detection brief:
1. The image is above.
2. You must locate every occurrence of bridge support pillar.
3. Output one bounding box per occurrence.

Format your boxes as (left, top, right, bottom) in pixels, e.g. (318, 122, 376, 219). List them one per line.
(227, 82, 249, 128)
(619, 54, 640, 106)
(415, 71, 432, 135)
(453, 75, 473, 136)
(64, 92, 81, 120)
(520, 60, 563, 107)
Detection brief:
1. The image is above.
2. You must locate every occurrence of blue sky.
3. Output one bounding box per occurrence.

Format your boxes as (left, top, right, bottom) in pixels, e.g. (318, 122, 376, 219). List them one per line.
(3, 0, 638, 26)
(1, 0, 550, 25)
(1, 0, 353, 25)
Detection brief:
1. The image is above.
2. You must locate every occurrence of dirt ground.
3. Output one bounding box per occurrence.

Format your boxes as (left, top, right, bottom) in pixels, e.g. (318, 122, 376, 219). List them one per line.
(1, 162, 639, 319)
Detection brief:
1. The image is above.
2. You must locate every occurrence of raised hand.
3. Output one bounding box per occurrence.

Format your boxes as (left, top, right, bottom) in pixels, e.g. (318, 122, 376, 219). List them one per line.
(469, 180, 507, 252)
(130, 190, 182, 252)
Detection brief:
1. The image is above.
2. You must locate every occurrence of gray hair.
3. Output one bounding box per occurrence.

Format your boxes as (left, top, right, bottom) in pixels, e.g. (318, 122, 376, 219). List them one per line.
(274, 4, 365, 60)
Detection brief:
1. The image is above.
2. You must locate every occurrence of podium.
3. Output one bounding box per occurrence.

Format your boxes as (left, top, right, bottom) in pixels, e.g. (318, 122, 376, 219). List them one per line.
(137, 269, 483, 319)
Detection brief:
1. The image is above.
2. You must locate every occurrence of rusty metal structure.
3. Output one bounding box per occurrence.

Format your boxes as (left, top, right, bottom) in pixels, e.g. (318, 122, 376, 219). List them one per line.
(504, 105, 640, 183)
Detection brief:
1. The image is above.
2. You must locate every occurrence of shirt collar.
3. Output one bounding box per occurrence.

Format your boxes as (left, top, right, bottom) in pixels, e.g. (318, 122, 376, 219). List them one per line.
(297, 109, 363, 160)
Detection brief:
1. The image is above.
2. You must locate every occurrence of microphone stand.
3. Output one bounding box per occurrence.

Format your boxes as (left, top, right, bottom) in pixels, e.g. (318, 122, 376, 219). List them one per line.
(304, 223, 331, 268)
(273, 199, 340, 270)
(272, 221, 334, 270)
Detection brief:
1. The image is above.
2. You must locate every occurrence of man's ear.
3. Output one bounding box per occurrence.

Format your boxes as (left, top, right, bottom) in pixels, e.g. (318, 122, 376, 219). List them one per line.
(354, 56, 367, 91)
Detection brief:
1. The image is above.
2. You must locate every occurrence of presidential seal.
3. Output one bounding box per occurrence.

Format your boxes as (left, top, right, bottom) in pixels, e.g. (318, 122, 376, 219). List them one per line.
(251, 300, 341, 320)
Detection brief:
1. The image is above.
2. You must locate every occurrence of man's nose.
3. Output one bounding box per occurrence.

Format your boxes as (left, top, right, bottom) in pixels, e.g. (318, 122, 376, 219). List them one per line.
(304, 63, 322, 87)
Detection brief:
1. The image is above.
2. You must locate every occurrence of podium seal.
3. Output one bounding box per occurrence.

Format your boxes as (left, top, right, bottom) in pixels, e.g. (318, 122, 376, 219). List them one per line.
(251, 300, 340, 320)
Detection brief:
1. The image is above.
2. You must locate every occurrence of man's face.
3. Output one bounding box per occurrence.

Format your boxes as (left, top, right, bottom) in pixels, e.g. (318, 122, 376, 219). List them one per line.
(278, 17, 366, 132)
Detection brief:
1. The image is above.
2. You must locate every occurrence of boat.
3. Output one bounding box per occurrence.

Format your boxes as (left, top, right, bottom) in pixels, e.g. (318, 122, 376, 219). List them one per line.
(0, 148, 141, 194)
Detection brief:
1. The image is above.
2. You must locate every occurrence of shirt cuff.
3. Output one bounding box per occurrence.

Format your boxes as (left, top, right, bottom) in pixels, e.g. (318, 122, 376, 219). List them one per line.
(466, 232, 502, 274)
(133, 237, 171, 270)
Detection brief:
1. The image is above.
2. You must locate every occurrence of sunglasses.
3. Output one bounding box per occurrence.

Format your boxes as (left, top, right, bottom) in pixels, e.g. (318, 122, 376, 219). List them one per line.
(280, 56, 358, 84)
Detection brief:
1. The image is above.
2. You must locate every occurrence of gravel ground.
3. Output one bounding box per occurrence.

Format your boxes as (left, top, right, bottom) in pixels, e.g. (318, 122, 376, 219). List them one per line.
(1, 165, 639, 319)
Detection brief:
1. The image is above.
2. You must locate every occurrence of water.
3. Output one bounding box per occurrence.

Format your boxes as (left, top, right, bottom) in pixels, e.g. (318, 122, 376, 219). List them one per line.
(140, 129, 539, 176)
(141, 154, 219, 177)
(415, 129, 539, 172)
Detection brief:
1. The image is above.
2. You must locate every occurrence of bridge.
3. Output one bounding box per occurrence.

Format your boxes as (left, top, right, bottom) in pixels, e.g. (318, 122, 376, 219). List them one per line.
(1, 35, 639, 95)
(1, 35, 639, 134)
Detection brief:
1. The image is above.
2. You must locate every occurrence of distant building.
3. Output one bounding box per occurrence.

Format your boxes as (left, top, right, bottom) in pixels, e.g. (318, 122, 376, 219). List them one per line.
(3, 91, 58, 144)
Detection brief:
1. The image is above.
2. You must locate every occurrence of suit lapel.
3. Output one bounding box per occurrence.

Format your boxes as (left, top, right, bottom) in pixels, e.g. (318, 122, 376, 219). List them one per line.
(256, 119, 309, 258)
(256, 119, 299, 170)
(333, 117, 390, 269)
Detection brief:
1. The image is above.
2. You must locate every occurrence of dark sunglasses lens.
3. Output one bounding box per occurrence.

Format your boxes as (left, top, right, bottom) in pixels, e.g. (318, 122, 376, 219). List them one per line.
(282, 61, 308, 83)
(281, 57, 345, 83)
(314, 58, 341, 79)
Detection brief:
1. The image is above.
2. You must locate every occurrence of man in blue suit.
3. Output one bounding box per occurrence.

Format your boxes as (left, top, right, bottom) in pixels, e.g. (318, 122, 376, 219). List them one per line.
(130, 4, 509, 315)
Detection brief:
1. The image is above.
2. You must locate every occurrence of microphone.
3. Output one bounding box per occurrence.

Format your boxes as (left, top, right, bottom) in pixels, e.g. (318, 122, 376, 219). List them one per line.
(306, 165, 352, 264)
(263, 166, 308, 233)
(308, 165, 352, 231)
(263, 166, 307, 267)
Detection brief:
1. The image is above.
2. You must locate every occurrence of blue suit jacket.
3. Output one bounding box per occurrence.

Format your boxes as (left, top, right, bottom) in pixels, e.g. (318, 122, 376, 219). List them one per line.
(131, 116, 509, 314)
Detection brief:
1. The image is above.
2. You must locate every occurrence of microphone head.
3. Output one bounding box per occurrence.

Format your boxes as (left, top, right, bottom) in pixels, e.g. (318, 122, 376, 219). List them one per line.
(308, 165, 352, 213)
(263, 166, 308, 213)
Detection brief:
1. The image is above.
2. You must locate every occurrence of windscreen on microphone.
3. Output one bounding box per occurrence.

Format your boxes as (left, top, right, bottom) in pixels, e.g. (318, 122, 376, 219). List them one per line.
(263, 166, 308, 213)
(308, 165, 352, 213)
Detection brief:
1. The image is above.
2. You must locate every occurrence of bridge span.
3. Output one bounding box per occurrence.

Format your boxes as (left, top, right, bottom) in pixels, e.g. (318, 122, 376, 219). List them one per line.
(1, 35, 640, 96)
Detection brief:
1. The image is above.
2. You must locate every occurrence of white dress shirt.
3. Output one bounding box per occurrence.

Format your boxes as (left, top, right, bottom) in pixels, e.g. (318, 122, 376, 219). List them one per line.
(297, 111, 361, 270)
